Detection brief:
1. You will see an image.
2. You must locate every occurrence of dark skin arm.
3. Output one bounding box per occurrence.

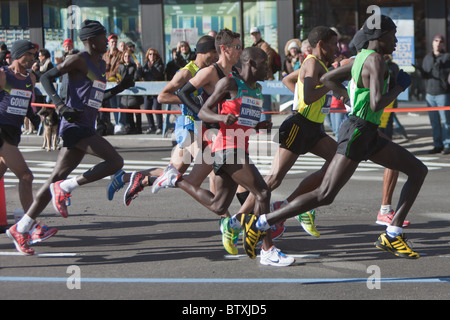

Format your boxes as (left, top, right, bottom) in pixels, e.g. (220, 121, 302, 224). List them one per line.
(199, 77, 270, 130)
(363, 53, 404, 113)
(198, 76, 238, 125)
(320, 59, 353, 102)
(322, 53, 405, 112)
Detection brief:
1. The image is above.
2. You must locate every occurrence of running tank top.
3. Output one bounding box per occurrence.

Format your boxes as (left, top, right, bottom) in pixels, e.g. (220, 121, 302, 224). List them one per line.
(295, 55, 331, 123)
(60, 52, 106, 133)
(212, 74, 263, 153)
(348, 49, 390, 125)
(0, 67, 33, 128)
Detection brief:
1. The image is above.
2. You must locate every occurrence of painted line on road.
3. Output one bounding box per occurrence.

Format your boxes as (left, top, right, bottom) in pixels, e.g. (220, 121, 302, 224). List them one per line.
(0, 276, 449, 284)
(0, 252, 81, 257)
(224, 254, 320, 259)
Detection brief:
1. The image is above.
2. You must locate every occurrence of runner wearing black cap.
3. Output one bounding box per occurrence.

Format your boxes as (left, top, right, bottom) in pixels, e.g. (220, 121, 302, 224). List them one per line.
(239, 15, 427, 260)
(6, 20, 134, 255)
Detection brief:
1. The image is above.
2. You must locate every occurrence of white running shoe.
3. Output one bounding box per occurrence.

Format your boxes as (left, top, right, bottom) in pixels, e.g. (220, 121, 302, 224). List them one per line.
(260, 246, 295, 267)
(151, 164, 181, 194)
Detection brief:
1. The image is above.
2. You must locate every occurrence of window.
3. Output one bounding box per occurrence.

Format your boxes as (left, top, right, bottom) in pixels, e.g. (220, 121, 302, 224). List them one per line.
(0, 0, 30, 49)
(243, 0, 277, 50)
(163, 0, 241, 62)
(42, 0, 142, 64)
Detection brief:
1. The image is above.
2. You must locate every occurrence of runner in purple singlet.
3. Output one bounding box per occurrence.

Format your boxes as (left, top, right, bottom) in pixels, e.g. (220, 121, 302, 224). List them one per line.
(6, 20, 134, 255)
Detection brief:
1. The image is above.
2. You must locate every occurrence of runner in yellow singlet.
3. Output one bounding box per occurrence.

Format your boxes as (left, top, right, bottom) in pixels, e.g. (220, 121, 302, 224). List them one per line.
(242, 15, 427, 260)
(237, 26, 338, 239)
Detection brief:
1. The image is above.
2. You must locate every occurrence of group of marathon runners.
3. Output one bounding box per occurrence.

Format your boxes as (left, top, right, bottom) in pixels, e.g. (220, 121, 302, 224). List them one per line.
(1, 15, 427, 267)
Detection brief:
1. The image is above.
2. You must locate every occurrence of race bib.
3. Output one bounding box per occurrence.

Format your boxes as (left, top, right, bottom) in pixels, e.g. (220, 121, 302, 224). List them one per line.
(87, 80, 106, 109)
(347, 79, 357, 114)
(321, 91, 332, 114)
(7, 88, 32, 116)
(237, 96, 262, 128)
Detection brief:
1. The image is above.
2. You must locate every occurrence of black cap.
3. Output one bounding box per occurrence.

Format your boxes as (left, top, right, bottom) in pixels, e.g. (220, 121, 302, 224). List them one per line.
(349, 29, 369, 52)
(79, 19, 107, 41)
(363, 15, 396, 41)
(11, 40, 35, 60)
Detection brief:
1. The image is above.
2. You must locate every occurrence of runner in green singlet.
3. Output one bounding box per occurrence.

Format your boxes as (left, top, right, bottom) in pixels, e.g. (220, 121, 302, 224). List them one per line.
(240, 15, 428, 260)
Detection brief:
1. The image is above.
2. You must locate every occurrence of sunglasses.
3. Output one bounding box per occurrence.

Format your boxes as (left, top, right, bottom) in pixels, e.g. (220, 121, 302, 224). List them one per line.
(226, 44, 242, 50)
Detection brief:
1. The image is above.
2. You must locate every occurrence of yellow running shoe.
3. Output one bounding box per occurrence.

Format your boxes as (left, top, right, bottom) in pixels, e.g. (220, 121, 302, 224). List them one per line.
(241, 214, 266, 259)
(375, 233, 420, 259)
(220, 217, 240, 255)
(296, 210, 320, 238)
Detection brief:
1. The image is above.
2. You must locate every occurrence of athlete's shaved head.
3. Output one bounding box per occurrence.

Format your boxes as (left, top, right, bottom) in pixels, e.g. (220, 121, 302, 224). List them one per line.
(240, 46, 267, 64)
(308, 26, 337, 48)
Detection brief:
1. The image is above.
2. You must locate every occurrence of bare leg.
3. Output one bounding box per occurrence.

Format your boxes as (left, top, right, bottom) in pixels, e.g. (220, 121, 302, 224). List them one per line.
(369, 141, 427, 227)
(74, 135, 123, 186)
(27, 135, 124, 220)
(286, 136, 337, 201)
(381, 168, 398, 206)
(265, 154, 359, 226)
(26, 147, 85, 220)
(0, 143, 34, 211)
(239, 147, 298, 214)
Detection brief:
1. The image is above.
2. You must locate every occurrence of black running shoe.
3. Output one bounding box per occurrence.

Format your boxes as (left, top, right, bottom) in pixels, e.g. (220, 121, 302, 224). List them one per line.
(375, 233, 419, 259)
(240, 214, 266, 259)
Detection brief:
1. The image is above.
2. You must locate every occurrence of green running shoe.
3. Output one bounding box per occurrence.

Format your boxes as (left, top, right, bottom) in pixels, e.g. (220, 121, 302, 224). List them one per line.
(220, 217, 240, 255)
(296, 209, 320, 238)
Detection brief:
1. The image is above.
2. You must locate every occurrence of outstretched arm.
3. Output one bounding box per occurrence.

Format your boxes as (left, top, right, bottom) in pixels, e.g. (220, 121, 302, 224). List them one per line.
(320, 60, 353, 102)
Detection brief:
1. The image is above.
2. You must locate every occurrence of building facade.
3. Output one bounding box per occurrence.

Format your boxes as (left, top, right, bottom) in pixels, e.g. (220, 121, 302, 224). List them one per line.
(0, 0, 447, 74)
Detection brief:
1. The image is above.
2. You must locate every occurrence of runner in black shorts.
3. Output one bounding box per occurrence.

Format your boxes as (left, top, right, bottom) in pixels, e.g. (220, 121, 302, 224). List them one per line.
(279, 112, 328, 155)
(242, 15, 428, 260)
(237, 26, 338, 238)
(7, 20, 133, 255)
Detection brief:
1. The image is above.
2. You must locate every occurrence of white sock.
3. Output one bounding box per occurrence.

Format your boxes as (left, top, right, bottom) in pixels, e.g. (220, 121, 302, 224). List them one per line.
(16, 214, 35, 233)
(59, 177, 79, 193)
(230, 215, 241, 229)
(386, 225, 402, 238)
(256, 214, 270, 231)
(380, 205, 392, 215)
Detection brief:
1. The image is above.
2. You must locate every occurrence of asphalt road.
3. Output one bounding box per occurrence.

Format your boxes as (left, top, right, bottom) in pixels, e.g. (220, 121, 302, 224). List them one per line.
(1, 111, 450, 304)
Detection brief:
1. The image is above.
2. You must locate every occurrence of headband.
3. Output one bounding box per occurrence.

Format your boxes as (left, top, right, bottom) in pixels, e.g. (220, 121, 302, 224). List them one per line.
(11, 40, 36, 60)
(79, 20, 106, 41)
(196, 40, 216, 53)
(363, 15, 396, 41)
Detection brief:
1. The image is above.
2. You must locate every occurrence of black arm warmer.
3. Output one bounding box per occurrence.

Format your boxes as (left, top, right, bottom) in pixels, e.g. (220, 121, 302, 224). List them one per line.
(40, 67, 64, 108)
(177, 82, 201, 114)
(103, 84, 123, 101)
(26, 102, 40, 129)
